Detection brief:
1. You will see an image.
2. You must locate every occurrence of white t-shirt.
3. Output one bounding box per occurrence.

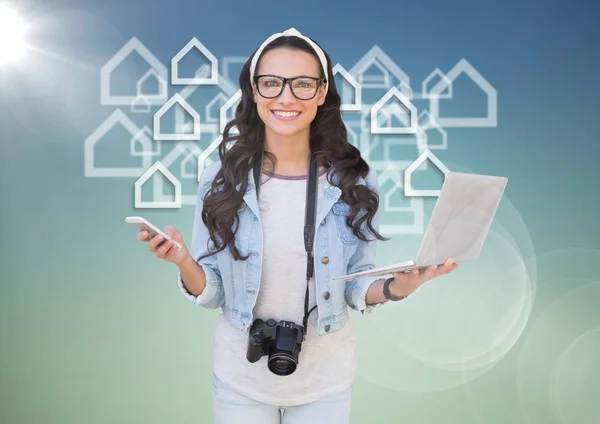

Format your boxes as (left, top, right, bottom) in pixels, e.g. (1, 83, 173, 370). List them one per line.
(212, 169, 357, 407)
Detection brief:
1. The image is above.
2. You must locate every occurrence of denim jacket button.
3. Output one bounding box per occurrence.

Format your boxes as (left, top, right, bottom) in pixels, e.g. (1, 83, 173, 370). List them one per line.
(323, 291, 330, 300)
(321, 218, 326, 225)
(321, 256, 329, 264)
(325, 324, 331, 332)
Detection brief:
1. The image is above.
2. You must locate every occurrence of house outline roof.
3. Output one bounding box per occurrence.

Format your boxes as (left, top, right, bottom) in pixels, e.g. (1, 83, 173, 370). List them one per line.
(131, 95, 151, 114)
(153, 93, 200, 141)
(171, 37, 219, 85)
(421, 68, 453, 99)
(347, 45, 411, 97)
(404, 149, 450, 197)
(100, 37, 168, 106)
(84, 109, 152, 178)
(370, 87, 418, 134)
(356, 59, 390, 87)
(219, 89, 242, 135)
(379, 102, 411, 127)
(134, 160, 182, 208)
(428, 58, 497, 127)
(136, 68, 167, 101)
(150, 142, 205, 206)
(332, 63, 362, 112)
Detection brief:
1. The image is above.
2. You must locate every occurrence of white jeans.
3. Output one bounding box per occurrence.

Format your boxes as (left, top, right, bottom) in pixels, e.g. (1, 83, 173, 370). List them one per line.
(211, 373, 353, 424)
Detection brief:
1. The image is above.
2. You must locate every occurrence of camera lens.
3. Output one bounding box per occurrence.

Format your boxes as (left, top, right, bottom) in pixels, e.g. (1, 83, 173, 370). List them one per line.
(268, 353, 297, 376)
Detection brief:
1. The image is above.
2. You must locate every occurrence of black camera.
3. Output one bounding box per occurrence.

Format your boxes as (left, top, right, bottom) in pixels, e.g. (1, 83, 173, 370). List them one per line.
(246, 318, 304, 376)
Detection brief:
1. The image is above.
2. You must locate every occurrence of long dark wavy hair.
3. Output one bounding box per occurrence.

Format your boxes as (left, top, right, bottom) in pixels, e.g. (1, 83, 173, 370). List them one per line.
(198, 34, 390, 262)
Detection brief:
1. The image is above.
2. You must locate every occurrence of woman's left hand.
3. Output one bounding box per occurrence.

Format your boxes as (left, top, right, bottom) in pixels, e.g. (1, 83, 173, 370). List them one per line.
(389, 257, 459, 298)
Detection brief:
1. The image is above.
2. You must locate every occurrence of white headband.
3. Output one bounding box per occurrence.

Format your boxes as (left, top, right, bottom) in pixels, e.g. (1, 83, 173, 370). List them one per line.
(249, 27, 329, 94)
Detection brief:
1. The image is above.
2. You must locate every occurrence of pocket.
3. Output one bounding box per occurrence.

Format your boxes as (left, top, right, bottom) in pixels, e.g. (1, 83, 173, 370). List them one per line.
(332, 202, 359, 246)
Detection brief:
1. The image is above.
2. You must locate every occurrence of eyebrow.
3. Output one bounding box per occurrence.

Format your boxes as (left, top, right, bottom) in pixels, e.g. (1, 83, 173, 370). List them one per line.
(256, 74, 321, 79)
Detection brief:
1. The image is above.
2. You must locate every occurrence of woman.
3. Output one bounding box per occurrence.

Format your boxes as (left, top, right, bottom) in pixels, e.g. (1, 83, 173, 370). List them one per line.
(138, 28, 458, 424)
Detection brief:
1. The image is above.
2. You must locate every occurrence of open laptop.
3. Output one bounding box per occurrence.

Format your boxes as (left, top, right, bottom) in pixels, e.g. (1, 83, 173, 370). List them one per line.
(332, 171, 508, 282)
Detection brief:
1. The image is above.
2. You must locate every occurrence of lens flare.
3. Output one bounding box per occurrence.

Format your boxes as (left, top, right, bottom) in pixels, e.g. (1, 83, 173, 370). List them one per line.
(0, 5, 27, 64)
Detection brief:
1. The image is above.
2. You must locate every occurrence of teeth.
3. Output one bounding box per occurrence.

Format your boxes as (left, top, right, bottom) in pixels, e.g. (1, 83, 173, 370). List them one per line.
(273, 111, 300, 117)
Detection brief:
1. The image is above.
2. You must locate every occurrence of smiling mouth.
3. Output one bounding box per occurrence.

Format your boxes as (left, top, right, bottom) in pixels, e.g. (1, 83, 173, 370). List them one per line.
(271, 110, 302, 118)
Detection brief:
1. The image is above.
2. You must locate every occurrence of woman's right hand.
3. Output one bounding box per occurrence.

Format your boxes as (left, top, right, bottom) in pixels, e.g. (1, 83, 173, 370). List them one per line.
(137, 225, 190, 265)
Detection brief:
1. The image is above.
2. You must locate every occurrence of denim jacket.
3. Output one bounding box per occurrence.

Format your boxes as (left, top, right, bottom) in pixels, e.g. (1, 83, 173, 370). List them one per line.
(178, 161, 385, 336)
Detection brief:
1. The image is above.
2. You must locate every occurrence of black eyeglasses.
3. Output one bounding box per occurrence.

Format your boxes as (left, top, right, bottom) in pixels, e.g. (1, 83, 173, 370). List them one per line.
(253, 75, 326, 100)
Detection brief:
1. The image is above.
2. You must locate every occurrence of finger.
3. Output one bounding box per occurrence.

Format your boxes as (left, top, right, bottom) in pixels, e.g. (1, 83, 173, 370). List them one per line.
(155, 239, 173, 258)
(138, 230, 149, 241)
(406, 268, 421, 283)
(423, 265, 437, 279)
(391, 272, 407, 284)
(147, 235, 164, 252)
(166, 225, 183, 244)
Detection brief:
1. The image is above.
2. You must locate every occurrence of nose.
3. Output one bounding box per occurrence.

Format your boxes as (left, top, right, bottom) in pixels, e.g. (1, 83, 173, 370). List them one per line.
(277, 82, 296, 104)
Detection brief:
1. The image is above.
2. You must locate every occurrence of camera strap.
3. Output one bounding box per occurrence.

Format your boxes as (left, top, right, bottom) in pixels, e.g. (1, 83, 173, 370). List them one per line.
(253, 151, 318, 339)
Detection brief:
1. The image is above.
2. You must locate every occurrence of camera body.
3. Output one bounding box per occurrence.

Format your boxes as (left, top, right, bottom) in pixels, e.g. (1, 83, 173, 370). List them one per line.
(246, 318, 304, 376)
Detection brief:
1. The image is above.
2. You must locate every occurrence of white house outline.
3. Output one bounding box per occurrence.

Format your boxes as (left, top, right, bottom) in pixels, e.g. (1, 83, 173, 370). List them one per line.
(171, 37, 219, 85)
(100, 37, 168, 106)
(416, 110, 448, 151)
(131, 95, 151, 114)
(175, 65, 237, 134)
(135, 161, 182, 209)
(378, 167, 425, 235)
(404, 149, 450, 197)
(376, 104, 426, 164)
(421, 68, 453, 99)
(220, 90, 242, 135)
(151, 142, 203, 206)
(358, 59, 390, 88)
(347, 45, 411, 98)
(153, 93, 200, 141)
(429, 58, 498, 127)
(135, 68, 167, 107)
(379, 103, 411, 130)
(371, 87, 418, 134)
(84, 109, 152, 178)
(332, 63, 362, 112)
(130, 125, 160, 157)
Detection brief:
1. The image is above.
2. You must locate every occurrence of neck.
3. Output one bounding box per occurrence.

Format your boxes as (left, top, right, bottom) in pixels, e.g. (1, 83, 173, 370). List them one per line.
(263, 128, 311, 175)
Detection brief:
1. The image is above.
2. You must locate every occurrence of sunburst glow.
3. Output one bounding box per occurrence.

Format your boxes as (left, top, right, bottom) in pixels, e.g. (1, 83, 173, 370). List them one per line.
(0, 4, 27, 64)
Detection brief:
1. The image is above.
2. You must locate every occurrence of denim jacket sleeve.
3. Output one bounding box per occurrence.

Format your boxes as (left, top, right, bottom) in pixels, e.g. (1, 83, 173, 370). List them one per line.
(344, 168, 386, 314)
(177, 168, 225, 309)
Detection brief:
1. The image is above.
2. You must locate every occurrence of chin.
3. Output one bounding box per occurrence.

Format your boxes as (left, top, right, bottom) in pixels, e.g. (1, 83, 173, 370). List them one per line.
(266, 119, 309, 136)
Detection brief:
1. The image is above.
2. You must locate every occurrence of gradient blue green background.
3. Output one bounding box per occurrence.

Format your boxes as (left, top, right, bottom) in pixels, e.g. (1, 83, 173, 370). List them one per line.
(1, 0, 599, 423)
